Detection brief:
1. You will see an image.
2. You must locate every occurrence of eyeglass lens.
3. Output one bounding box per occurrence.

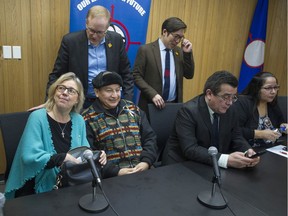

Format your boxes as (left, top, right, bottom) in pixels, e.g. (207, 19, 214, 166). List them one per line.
(57, 85, 78, 95)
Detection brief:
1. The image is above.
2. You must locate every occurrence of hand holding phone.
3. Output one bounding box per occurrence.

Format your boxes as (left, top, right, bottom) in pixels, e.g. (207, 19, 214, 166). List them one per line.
(248, 150, 267, 158)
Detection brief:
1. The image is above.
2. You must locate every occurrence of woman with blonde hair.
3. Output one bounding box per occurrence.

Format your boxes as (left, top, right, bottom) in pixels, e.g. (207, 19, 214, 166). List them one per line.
(5, 72, 106, 199)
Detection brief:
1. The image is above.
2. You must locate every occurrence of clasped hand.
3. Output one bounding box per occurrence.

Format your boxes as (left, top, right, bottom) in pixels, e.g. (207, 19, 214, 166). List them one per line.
(261, 129, 281, 142)
(118, 162, 149, 176)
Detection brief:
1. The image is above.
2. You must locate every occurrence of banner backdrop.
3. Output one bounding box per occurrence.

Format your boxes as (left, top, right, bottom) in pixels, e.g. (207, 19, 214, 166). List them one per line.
(70, 0, 152, 103)
(238, 0, 269, 93)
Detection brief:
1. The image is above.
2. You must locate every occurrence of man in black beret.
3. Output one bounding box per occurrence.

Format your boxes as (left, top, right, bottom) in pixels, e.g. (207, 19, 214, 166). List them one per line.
(82, 71, 157, 178)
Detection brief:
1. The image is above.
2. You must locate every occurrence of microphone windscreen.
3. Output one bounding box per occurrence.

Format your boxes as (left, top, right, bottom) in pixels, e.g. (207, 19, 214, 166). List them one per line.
(82, 149, 93, 160)
(208, 146, 218, 156)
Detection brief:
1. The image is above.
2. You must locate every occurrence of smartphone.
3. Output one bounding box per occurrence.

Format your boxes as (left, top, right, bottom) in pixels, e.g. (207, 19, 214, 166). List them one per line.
(249, 150, 267, 158)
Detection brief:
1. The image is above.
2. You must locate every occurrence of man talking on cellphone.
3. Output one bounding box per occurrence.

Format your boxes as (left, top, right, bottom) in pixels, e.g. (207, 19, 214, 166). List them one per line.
(132, 17, 195, 116)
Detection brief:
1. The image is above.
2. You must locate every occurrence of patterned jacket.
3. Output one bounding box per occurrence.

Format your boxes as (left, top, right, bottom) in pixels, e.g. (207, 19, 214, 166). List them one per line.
(82, 99, 157, 177)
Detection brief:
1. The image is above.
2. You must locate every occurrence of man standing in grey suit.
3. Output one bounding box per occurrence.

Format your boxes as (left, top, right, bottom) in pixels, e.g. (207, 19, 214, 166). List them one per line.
(133, 17, 195, 115)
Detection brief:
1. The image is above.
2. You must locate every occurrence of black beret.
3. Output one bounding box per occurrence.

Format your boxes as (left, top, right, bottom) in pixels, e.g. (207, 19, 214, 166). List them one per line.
(92, 71, 123, 89)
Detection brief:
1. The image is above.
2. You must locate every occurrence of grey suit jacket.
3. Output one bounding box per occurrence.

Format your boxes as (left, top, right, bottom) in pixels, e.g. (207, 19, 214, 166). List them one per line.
(133, 40, 194, 113)
(162, 94, 250, 166)
(46, 30, 133, 100)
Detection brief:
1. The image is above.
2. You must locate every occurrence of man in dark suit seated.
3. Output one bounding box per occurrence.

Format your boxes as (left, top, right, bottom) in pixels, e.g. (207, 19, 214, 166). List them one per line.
(162, 71, 260, 169)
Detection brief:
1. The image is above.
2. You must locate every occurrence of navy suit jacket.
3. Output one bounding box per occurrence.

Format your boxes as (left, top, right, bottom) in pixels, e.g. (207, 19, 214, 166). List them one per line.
(46, 30, 133, 100)
(162, 94, 250, 166)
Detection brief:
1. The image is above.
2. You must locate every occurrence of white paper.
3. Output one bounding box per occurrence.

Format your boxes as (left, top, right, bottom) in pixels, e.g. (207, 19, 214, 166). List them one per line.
(266, 145, 288, 158)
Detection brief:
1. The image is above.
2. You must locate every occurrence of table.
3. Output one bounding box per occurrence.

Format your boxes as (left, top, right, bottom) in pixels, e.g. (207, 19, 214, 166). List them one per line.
(183, 148, 287, 216)
(4, 150, 286, 216)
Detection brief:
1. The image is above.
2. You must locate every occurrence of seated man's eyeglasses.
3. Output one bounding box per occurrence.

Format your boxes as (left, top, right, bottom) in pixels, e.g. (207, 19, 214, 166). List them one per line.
(216, 94, 238, 103)
(56, 85, 79, 95)
(86, 26, 107, 36)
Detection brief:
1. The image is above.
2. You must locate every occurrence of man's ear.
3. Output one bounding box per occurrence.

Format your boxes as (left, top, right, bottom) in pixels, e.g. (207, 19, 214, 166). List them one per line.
(162, 29, 168, 35)
(206, 89, 213, 100)
(94, 89, 99, 97)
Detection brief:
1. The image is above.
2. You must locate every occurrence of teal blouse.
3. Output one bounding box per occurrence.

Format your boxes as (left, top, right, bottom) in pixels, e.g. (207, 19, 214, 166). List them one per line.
(5, 108, 89, 199)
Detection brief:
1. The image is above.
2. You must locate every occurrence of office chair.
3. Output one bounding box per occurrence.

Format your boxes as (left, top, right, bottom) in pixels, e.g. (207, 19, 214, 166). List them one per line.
(277, 96, 287, 122)
(0, 111, 31, 180)
(148, 103, 182, 166)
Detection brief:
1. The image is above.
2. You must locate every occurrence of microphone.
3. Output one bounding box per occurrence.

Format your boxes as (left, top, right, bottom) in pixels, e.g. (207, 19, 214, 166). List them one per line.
(79, 149, 108, 213)
(82, 149, 102, 186)
(197, 146, 227, 209)
(208, 146, 221, 186)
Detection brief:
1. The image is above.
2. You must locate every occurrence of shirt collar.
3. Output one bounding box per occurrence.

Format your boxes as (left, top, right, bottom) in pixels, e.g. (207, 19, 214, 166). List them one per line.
(205, 98, 217, 121)
(88, 37, 106, 47)
(207, 104, 215, 116)
(158, 38, 169, 51)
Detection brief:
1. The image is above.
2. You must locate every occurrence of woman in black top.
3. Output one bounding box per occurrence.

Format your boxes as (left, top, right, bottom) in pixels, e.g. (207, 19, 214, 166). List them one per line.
(234, 72, 287, 147)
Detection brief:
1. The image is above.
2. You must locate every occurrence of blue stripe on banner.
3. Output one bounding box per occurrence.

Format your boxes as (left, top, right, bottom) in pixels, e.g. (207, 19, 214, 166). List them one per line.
(238, 0, 269, 93)
(69, 0, 152, 104)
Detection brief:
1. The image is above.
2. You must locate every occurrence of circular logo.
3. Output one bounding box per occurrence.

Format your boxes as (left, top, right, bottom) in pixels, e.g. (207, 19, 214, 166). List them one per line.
(244, 40, 265, 68)
(108, 24, 126, 45)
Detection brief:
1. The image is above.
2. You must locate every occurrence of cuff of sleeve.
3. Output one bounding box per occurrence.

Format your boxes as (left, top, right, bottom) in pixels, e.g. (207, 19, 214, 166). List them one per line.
(102, 163, 120, 178)
(141, 157, 153, 168)
(252, 129, 256, 139)
(218, 154, 229, 169)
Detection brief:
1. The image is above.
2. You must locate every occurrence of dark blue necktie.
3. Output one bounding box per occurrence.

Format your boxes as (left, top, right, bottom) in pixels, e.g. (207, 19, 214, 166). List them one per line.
(163, 48, 170, 101)
(212, 113, 219, 149)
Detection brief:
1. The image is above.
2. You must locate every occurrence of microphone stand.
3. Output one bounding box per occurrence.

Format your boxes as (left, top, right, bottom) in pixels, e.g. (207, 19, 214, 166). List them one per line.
(79, 177, 109, 213)
(92, 178, 97, 201)
(211, 176, 219, 197)
(197, 175, 227, 209)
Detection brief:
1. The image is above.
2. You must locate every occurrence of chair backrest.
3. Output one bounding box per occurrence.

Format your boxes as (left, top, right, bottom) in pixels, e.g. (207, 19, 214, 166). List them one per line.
(277, 96, 287, 122)
(0, 111, 31, 180)
(148, 103, 182, 163)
